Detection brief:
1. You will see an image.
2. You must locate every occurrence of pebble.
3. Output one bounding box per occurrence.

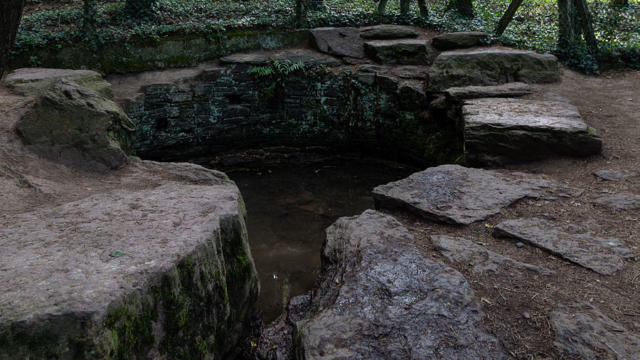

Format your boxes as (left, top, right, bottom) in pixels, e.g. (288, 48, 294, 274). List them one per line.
(522, 312, 531, 319)
(516, 242, 524, 248)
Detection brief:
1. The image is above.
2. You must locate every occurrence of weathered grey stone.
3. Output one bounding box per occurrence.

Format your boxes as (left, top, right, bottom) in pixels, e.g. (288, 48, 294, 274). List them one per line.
(398, 80, 425, 110)
(444, 82, 536, 99)
(595, 193, 640, 210)
(296, 210, 506, 359)
(431, 31, 489, 50)
(4, 68, 113, 99)
(431, 235, 553, 275)
(593, 169, 639, 181)
(310, 27, 365, 58)
(463, 98, 602, 164)
(551, 303, 640, 360)
(271, 48, 341, 67)
(16, 78, 135, 171)
(373, 164, 580, 225)
(428, 48, 560, 91)
(390, 65, 429, 79)
(364, 39, 431, 65)
(359, 24, 419, 40)
(494, 218, 634, 275)
(357, 64, 389, 74)
(0, 170, 259, 359)
(219, 52, 270, 65)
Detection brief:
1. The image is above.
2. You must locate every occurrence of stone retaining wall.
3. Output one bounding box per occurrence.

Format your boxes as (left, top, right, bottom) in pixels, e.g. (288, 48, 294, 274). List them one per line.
(123, 63, 458, 165)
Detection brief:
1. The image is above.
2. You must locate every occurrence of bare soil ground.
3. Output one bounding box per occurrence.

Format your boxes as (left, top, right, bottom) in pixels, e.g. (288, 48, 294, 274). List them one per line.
(389, 68, 640, 359)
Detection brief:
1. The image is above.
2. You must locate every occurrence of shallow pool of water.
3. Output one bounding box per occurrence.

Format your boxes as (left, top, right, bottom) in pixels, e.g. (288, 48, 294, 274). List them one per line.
(227, 159, 414, 323)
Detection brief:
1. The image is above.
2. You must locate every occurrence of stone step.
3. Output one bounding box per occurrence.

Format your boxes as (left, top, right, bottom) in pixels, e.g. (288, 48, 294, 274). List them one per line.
(444, 82, 537, 100)
(372, 164, 581, 225)
(364, 39, 431, 65)
(220, 48, 341, 67)
(428, 48, 560, 91)
(431, 31, 489, 50)
(0, 170, 259, 359)
(431, 235, 553, 276)
(494, 218, 634, 275)
(463, 98, 602, 164)
(359, 24, 419, 40)
(310, 27, 365, 59)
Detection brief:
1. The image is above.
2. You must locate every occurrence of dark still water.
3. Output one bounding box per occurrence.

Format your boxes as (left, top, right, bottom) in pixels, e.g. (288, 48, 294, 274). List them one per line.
(227, 159, 414, 324)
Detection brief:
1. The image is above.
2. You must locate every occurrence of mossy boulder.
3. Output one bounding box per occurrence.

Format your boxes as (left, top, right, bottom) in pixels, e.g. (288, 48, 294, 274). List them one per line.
(7, 69, 135, 171)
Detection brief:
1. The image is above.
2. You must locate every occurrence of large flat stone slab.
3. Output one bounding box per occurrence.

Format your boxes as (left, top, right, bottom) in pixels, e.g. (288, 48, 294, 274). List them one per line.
(551, 303, 640, 359)
(463, 98, 602, 163)
(4, 68, 113, 98)
(431, 31, 489, 50)
(310, 27, 365, 58)
(364, 39, 431, 65)
(296, 210, 506, 359)
(595, 193, 640, 210)
(0, 172, 259, 359)
(220, 49, 341, 67)
(359, 24, 419, 40)
(445, 82, 536, 100)
(373, 164, 580, 225)
(429, 48, 560, 91)
(494, 218, 634, 275)
(431, 235, 553, 275)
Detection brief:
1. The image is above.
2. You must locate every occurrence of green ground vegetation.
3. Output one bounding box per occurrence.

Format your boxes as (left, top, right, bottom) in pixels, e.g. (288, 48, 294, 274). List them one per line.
(13, 0, 640, 72)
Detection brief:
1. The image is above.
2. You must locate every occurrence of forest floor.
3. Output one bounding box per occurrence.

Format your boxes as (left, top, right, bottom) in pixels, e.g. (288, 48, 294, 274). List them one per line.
(391, 68, 640, 359)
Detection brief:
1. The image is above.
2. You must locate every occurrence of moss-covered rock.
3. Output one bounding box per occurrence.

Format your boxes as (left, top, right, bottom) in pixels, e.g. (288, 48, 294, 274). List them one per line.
(6, 69, 135, 171)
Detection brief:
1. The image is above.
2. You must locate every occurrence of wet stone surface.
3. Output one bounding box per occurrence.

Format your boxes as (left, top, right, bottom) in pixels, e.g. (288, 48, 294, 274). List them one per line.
(494, 218, 634, 275)
(594, 192, 640, 210)
(372, 164, 581, 225)
(296, 210, 507, 360)
(431, 235, 553, 276)
(551, 303, 640, 360)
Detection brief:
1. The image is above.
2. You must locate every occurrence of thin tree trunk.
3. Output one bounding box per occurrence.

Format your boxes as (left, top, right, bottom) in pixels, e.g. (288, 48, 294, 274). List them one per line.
(378, 0, 389, 15)
(400, 0, 410, 16)
(1, 0, 26, 78)
(575, 0, 598, 55)
(295, 0, 304, 27)
(82, 0, 97, 37)
(557, 0, 572, 49)
(449, 0, 474, 17)
(417, 0, 428, 17)
(494, 0, 524, 36)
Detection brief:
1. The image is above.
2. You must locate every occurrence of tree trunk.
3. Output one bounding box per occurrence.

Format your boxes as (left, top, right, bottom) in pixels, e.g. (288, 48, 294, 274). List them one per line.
(378, 0, 389, 15)
(575, 0, 598, 55)
(449, 0, 474, 17)
(417, 0, 428, 17)
(400, 0, 410, 16)
(295, 0, 305, 27)
(82, 0, 97, 37)
(1, 0, 25, 78)
(494, 0, 524, 36)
